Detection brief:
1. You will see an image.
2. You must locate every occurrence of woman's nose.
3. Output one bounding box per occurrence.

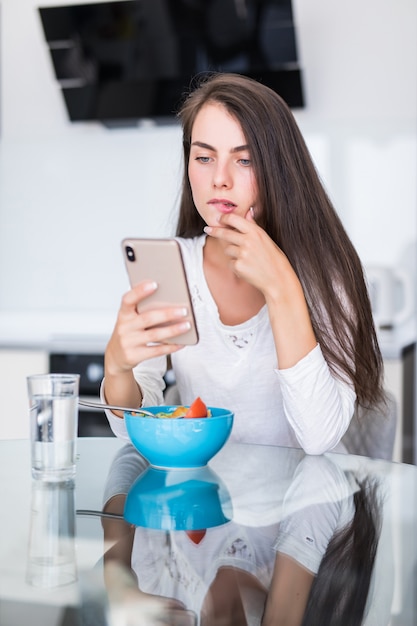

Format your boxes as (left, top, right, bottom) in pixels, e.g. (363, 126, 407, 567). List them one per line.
(212, 161, 232, 188)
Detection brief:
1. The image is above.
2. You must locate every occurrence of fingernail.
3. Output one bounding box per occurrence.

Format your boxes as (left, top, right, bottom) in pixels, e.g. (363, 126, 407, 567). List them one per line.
(203, 226, 212, 234)
(144, 281, 158, 292)
(179, 321, 191, 331)
(176, 308, 188, 317)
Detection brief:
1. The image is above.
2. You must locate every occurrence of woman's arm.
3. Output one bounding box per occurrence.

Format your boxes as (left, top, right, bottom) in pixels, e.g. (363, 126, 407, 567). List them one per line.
(205, 212, 355, 453)
(102, 494, 136, 571)
(276, 346, 356, 454)
(262, 553, 315, 626)
(104, 280, 189, 417)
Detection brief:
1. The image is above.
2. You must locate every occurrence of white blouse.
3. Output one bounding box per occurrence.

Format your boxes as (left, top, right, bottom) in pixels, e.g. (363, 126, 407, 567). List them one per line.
(104, 235, 355, 454)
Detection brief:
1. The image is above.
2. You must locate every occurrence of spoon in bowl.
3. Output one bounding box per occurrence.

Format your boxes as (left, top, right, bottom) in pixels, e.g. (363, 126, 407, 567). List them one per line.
(78, 399, 156, 417)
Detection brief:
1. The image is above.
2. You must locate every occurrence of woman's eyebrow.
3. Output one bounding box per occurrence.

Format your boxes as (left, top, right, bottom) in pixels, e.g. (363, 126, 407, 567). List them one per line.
(191, 141, 250, 153)
(191, 141, 214, 150)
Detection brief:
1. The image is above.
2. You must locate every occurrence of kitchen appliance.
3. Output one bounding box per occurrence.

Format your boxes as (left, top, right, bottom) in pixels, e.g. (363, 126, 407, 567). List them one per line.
(365, 266, 414, 331)
(37, 0, 304, 125)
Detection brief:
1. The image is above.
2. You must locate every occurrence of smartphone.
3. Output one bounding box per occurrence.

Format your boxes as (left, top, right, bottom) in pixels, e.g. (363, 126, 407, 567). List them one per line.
(121, 237, 199, 345)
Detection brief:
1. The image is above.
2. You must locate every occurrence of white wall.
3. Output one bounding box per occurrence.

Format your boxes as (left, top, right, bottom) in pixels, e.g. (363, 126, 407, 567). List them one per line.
(0, 0, 416, 315)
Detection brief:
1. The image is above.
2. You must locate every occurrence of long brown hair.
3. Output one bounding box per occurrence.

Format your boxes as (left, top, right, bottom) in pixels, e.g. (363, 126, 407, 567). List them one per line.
(176, 72, 383, 407)
(301, 476, 382, 626)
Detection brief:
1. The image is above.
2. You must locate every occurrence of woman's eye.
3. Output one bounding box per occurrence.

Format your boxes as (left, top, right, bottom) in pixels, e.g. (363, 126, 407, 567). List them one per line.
(239, 158, 251, 167)
(196, 156, 211, 163)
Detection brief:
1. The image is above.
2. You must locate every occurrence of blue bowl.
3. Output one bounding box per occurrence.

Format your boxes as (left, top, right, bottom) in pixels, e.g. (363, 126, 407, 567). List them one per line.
(124, 465, 233, 530)
(124, 405, 234, 469)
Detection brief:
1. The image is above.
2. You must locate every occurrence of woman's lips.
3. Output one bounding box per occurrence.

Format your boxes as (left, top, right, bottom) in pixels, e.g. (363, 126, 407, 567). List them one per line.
(208, 199, 237, 213)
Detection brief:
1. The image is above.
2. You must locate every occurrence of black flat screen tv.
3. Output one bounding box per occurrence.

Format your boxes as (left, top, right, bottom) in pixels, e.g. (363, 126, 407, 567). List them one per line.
(38, 0, 305, 125)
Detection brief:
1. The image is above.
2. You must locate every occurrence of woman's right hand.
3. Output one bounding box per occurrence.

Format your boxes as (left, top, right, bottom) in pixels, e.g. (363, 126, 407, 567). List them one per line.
(105, 280, 191, 376)
(103, 281, 190, 412)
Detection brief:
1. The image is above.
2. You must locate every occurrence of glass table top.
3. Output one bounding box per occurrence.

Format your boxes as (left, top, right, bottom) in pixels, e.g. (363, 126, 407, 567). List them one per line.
(0, 437, 416, 626)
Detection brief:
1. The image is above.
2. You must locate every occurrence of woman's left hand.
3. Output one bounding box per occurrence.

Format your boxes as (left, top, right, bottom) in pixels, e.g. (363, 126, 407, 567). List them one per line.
(204, 209, 317, 369)
(204, 209, 296, 301)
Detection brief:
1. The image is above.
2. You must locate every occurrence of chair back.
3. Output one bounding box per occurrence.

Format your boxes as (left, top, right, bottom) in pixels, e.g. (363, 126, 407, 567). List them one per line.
(341, 391, 397, 461)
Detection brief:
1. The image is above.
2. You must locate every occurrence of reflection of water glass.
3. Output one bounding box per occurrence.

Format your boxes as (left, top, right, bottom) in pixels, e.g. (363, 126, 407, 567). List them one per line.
(27, 373, 79, 481)
(26, 479, 77, 588)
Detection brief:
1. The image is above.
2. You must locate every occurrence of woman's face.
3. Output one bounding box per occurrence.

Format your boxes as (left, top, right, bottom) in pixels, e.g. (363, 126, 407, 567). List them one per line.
(188, 102, 258, 227)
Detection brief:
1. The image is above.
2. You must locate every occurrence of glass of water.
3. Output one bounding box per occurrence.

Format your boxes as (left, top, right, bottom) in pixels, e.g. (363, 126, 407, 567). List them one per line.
(27, 373, 80, 481)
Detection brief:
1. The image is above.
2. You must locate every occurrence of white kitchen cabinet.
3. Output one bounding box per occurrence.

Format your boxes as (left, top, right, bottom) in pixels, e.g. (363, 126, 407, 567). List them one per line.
(0, 349, 48, 440)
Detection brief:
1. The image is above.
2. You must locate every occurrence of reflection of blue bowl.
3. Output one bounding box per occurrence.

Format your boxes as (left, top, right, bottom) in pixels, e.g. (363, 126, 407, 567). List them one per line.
(124, 406, 234, 468)
(124, 465, 233, 530)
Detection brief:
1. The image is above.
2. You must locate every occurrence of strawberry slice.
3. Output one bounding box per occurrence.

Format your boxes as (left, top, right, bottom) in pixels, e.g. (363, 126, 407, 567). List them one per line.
(185, 397, 208, 418)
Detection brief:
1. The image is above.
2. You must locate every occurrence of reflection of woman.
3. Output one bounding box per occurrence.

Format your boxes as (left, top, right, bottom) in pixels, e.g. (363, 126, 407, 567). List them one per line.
(101, 445, 381, 625)
(262, 456, 381, 626)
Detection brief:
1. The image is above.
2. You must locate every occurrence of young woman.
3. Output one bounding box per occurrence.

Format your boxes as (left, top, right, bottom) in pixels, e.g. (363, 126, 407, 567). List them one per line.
(102, 72, 383, 455)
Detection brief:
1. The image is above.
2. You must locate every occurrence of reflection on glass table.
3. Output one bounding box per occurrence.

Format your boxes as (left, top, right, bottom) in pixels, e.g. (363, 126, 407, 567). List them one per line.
(26, 479, 77, 589)
(124, 464, 233, 531)
(94, 443, 385, 625)
(0, 437, 416, 625)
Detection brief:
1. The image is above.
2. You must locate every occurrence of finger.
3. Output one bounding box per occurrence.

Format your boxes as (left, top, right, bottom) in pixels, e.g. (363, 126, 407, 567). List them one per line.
(110, 316, 188, 367)
(137, 302, 189, 323)
(204, 225, 245, 248)
(114, 299, 190, 359)
(205, 212, 251, 238)
(142, 319, 192, 345)
(125, 302, 192, 340)
(141, 343, 185, 360)
(119, 280, 158, 313)
(218, 211, 253, 233)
